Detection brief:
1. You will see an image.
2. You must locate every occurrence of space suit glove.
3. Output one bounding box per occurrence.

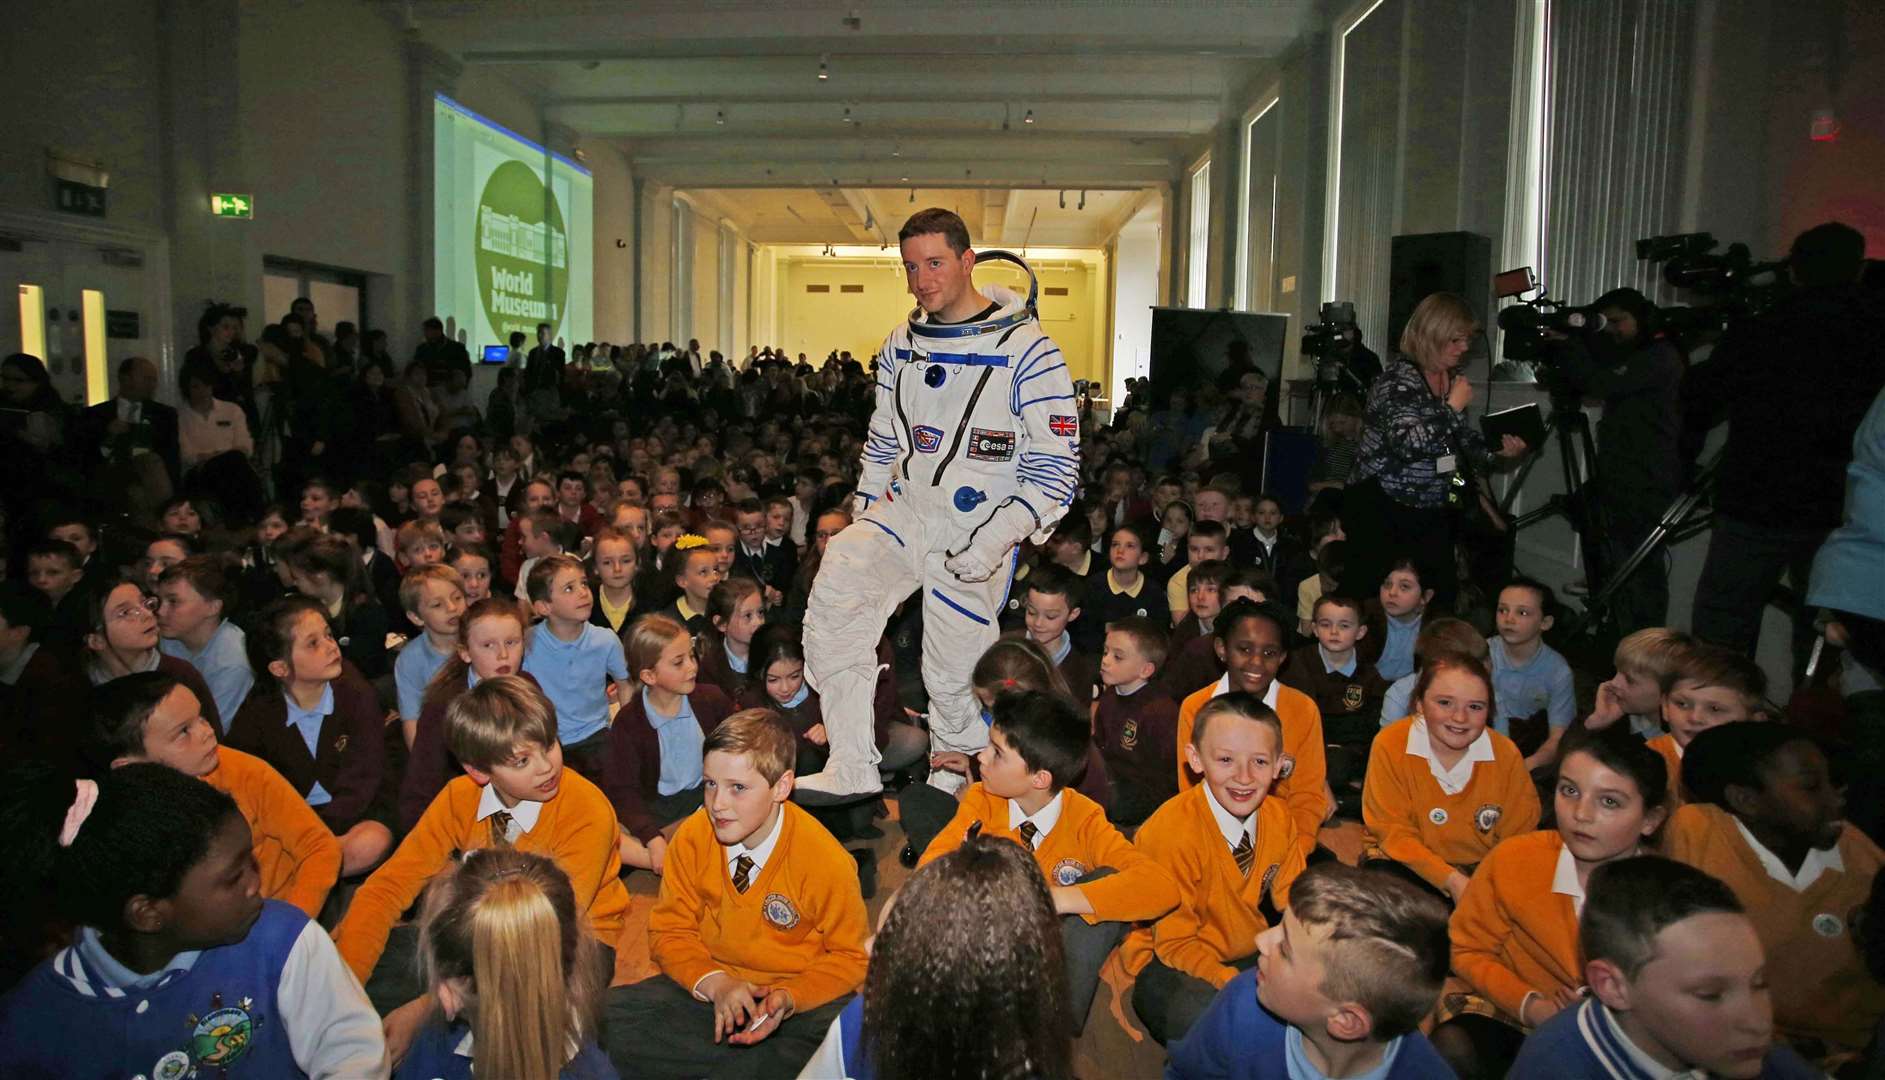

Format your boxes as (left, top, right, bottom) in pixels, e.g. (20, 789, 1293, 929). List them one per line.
(945, 497, 1039, 583)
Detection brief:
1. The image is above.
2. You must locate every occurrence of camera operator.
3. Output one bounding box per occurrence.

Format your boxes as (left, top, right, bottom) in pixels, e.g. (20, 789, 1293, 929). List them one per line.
(1345, 293, 1528, 611)
(1684, 221, 1885, 668)
(1547, 287, 1685, 633)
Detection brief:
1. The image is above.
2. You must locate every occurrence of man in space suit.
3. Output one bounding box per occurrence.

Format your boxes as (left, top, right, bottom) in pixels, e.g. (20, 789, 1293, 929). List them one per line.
(798, 208, 1081, 797)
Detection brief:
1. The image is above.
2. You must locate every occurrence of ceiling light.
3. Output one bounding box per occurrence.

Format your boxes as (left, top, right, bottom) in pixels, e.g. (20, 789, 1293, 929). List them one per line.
(900, 175, 908, 182)
(1023, 109, 1034, 124)
(818, 54, 829, 80)
(842, 106, 853, 124)
(715, 109, 725, 126)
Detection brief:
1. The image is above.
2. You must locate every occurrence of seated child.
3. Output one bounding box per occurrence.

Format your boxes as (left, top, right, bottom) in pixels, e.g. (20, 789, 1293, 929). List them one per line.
(142, 531, 196, 591)
(1170, 559, 1229, 654)
(1647, 643, 1766, 806)
(1296, 535, 1345, 638)
(1379, 616, 1489, 728)
(511, 510, 572, 602)
(0, 763, 385, 1077)
(45, 512, 99, 573)
(1083, 521, 1163, 633)
(23, 538, 87, 659)
(697, 576, 765, 701)
(1582, 627, 1696, 742)
(396, 517, 448, 570)
(1361, 651, 1541, 905)
(1176, 599, 1328, 863)
(1511, 855, 1818, 1079)
(1284, 593, 1390, 818)
(1161, 566, 1274, 699)
(1662, 722, 1885, 1062)
(1021, 564, 1096, 701)
(1487, 577, 1576, 768)
(84, 578, 222, 732)
(299, 477, 339, 530)
(334, 676, 628, 1058)
(397, 597, 533, 832)
(657, 537, 725, 640)
(1166, 862, 1455, 1080)
(1094, 616, 1180, 827)
(333, 505, 403, 617)
(285, 534, 394, 680)
(227, 595, 393, 876)
(393, 565, 466, 746)
(1126, 692, 1307, 1046)
(798, 833, 1072, 1080)
(155, 556, 254, 729)
(920, 690, 1179, 1034)
(395, 848, 615, 1080)
(498, 479, 557, 589)
(447, 542, 494, 604)
(1372, 555, 1431, 682)
(437, 502, 488, 553)
(606, 709, 868, 1078)
(741, 624, 925, 781)
(588, 526, 642, 633)
(1169, 520, 1231, 625)
(94, 670, 341, 918)
(520, 554, 632, 780)
(604, 614, 736, 865)
(1434, 727, 1673, 1078)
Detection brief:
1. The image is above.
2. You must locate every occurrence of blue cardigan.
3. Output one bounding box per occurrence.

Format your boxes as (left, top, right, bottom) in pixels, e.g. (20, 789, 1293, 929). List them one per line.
(395, 1018, 618, 1080)
(1511, 998, 1818, 1080)
(1165, 969, 1454, 1080)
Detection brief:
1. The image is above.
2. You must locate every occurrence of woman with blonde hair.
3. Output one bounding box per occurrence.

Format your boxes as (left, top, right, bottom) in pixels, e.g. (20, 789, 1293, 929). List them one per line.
(397, 847, 615, 1080)
(1343, 292, 1528, 610)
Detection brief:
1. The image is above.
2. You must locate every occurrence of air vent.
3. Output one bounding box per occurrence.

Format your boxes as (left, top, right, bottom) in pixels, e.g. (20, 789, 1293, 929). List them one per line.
(805, 284, 830, 293)
(840, 284, 863, 294)
(1044, 286, 1069, 297)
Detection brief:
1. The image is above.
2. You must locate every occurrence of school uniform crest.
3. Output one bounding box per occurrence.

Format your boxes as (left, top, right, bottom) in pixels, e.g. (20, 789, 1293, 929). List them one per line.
(1120, 719, 1139, 751)
(1813, 912, 1845, 939)
(1342, 683, 1364, 712)
(762, 893, 800, 930)
(1428, 807, 1449, 826)
(332, 734, 348, 754)
(1276, 752, 1296, 780)
(1052, 858, 1088, 886)
(1473, 804, 1503, 833)
(183, 992, 261, 1072)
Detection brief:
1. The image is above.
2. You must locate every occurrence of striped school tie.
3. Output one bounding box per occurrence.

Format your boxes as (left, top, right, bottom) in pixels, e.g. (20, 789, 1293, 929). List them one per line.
(1232, 832, 1255, 877)
(1017, 821, 1040, 849)
(489, 811, 514, 848)
(732, 854, 755, 893)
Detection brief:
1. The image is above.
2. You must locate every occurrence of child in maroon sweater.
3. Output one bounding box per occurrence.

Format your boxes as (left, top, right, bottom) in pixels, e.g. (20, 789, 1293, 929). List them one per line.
(1094, 616, 1181, 827)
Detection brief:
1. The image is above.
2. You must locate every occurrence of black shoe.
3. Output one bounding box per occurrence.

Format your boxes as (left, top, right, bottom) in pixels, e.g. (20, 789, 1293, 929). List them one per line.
(899, 842, 918, 868)
(853, 848, 878, 900)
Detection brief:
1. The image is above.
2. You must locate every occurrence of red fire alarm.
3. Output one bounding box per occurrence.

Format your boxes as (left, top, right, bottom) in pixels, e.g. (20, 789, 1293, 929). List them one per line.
(1810, 107, 1841, 142)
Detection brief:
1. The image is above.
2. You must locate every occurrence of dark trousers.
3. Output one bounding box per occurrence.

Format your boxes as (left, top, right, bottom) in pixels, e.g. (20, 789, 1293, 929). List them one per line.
(563, 729, 612, 788)
(896, 780, 960, 860)
(648, 785, 706, 828)
(1131, 954, 1258, 1046)
(603, 976, 847, 1080)
(1061, 868, 1126, 1035)
(1692, 515, 1829, 675)
(1342, 477, 1460, 611)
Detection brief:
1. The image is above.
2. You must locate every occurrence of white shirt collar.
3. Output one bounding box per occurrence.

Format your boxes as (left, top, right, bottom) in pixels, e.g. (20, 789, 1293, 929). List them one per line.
(1551, 840, 1586, 916)
(726, 804, 786, 873)
(475, 781, 545, 839)
(1732, 817, 1843, 892)
(1404, 717, 1497, 795)
(1210, 673, 1282, 710)
(1007, 790, 1066, 845)
(1591, 1000, 1707, 1080)
(1200, 781, 1255, 849)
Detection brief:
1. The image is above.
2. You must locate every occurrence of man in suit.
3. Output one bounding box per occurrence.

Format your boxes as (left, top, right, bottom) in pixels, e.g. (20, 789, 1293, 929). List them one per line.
(525, 321, 565, 394)
(78, 355, 180, 517)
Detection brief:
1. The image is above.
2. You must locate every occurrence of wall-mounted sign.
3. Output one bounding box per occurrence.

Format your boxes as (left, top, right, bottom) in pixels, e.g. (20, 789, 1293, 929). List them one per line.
(209, 193, 253, 218)
(54, 179, 107, 217)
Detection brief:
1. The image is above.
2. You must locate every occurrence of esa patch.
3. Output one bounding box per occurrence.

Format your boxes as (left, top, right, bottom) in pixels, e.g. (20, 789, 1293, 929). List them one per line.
(913, 425, 944, 453)
(1048, 414, 1078, 436)
(967, 428, 1016, 461)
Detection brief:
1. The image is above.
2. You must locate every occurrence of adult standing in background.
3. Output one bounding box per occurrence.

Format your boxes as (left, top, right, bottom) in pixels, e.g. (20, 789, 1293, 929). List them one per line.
(525, 321, 565, 394)
(1343, 293, 1527, 611)
(77, 355, 180, 520)
(412, 316, 471, 386)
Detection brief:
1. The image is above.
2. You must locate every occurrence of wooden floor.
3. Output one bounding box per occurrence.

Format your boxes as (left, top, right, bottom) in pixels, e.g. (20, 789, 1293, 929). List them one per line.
(608, 796, 1370, 1079)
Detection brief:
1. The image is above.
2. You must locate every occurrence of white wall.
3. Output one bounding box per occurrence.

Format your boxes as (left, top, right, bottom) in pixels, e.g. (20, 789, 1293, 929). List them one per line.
(1110, 207, 1161, 404)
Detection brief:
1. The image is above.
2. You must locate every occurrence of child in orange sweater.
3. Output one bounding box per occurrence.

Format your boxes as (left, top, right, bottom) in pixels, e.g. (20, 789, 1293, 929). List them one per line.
(331, 675, 628, 1063)
(606, 709, 868, 1079)
(1175, 598, 1328, 863)
(1644, 643, 1766, 806)
(1125, 691, 1306, 1046)
(1434, 726, 1673, 1078)
(93, 670, 340, 918)
(1362, 651, 1541, 905)
(1663, 721, 1885, 1065)
(921, 690, 1179, 1034)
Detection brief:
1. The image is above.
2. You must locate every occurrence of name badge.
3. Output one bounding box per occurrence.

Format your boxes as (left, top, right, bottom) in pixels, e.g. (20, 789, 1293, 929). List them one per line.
(1436, 454, 1457, 473)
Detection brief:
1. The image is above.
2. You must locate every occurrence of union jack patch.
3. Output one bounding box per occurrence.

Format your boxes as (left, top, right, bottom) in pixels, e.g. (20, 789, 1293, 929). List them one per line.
(1048, 414, 1078, 437)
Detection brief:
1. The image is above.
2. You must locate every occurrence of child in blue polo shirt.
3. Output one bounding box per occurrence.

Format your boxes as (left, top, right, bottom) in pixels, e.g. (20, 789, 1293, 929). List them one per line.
(1168, 862, 1455, 1080)
(1487, 577, 1575, 770)
(521, 554, 632, 782)
(393, 564, 466, 747)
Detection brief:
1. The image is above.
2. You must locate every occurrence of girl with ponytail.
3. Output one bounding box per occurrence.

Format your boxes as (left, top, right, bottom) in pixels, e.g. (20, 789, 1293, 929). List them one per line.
(398, 847, 614, 1080)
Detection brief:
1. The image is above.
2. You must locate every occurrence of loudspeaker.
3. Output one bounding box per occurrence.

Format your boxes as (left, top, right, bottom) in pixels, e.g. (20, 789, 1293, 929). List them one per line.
(1388, 231, 1490, 355)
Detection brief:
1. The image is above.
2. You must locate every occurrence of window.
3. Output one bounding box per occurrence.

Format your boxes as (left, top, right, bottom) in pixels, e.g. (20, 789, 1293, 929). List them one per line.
(1187, 158, 1212, 308)
(262, 259, 365, 338)
(718, 224, 737, 355)
(1323, 0, 1401, 350)
(1239, 96, 1282, 311)
(671, 200, 692, 340)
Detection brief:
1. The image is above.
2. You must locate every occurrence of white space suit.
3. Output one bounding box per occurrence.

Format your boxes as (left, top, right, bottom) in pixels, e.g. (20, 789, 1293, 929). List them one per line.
(800, 254, 1081, 795)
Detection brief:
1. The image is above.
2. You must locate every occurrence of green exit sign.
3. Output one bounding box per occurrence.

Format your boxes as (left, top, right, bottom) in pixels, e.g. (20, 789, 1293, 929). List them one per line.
(209, 193, 253, 218)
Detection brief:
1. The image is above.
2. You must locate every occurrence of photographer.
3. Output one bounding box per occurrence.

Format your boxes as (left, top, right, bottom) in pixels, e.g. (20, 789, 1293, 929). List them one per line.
(1549, 287, 1685, 633)
(1345, 293, 1527, 610)
(1684, 221, 1885, 667)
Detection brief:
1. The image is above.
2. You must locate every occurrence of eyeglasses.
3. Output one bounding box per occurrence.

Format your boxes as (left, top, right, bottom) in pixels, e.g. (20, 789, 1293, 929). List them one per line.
(108, 595, 161, 621)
